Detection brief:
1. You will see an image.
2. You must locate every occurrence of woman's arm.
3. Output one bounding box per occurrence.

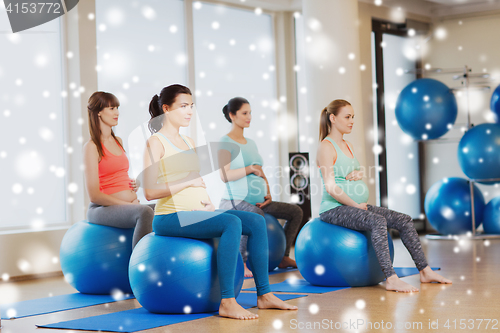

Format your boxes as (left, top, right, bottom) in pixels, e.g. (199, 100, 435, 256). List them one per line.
(218, 149, 260, 182)
(83, 141, 136, 206)
(317, 140, 362, 208)
(142, 136, 204, 201)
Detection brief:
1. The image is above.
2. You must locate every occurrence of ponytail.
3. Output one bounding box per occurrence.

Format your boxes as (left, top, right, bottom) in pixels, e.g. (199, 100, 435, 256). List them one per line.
(319, 107, 330, 141)
(148, 84, 192, 134)
(318, 99, 352, 141)
(148, 94, 162, 134)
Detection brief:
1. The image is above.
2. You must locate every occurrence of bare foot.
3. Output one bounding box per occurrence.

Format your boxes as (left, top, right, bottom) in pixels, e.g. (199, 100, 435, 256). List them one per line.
(243, 262, 253, 278)
(420, 266, 452, 284)
(278, 256, 297, 269)
(219, 298, 258, 320)
(257, 293, 298, 310)
(386, 275, 419, 293)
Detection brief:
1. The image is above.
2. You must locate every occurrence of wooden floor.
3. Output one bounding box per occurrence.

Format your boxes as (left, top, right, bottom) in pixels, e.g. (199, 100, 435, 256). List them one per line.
(1, 236, 499, 333)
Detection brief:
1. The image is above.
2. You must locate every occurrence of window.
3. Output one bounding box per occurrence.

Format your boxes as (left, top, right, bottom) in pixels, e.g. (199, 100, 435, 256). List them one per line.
(192, 2, 280, 204)
(95, 0, 188, 203)
(0, 14, 67, 231)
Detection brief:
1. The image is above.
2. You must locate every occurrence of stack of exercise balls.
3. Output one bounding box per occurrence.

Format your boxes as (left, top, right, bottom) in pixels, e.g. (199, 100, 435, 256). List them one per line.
(396, 78, 500, 235)
(424, 178, 485, 235)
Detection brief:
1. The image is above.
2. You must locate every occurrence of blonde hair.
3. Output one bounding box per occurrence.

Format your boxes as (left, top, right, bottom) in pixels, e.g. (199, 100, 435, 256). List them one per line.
(319, 99, 352, 141)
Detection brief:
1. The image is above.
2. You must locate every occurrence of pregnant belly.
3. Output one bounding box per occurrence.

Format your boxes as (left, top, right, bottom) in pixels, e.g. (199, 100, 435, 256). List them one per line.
(337, 179, 369, 203)
(246, 175, 268, 205)
(109, 190, 137, 203)
(174, 187, 211, 211)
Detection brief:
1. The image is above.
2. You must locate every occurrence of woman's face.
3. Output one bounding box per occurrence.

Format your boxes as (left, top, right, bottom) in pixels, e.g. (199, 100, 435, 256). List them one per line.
(331, 105, 354, 134)
(164, 93, 194, 127)
(230, 103, 252, 128)
(98, 105, 119, 128)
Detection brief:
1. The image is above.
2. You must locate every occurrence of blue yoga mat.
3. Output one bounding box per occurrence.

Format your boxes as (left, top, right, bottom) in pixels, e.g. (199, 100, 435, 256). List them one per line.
(37, 293, 306, 332)
(1, 293, 134, 320)
(244, 278, 349, 293)
(395, 266, 440, 277)
(243, 267, 442, 293)
(245, 267, 298, 279)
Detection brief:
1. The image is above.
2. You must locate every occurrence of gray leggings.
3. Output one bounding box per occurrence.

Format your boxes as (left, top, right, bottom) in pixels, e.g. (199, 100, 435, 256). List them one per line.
(87, 203, 155, 248)
(220, 199, 303, 262)
(320, 204, 428, 278)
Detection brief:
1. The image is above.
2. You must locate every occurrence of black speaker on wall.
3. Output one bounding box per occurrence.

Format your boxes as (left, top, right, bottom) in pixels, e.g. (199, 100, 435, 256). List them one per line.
(289, 152, 311, 238)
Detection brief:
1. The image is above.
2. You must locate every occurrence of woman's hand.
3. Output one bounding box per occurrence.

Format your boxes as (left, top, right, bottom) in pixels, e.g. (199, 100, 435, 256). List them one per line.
(131, 199, 141, 205)
(346, 170, 363, 181)
(190, 176, 206, 188)
(129, 178, 140, 192)
(247, 165, 265, 178)
(193, 200, 215, 212)
(356, 203, 368, 210)
(256, 194, 272, 209)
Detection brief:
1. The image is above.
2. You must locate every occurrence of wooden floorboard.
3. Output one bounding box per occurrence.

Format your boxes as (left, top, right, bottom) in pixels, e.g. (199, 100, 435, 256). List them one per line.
(1, 236, 499, 332)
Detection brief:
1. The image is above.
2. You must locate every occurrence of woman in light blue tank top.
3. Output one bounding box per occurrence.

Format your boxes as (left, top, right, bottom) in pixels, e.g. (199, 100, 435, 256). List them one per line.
(317, 99, 451, 292)
(218, 97, 303, 277)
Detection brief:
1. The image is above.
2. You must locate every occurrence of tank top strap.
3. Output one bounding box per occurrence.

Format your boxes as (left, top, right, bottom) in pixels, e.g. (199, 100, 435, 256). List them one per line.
(180, 134, 194, 149)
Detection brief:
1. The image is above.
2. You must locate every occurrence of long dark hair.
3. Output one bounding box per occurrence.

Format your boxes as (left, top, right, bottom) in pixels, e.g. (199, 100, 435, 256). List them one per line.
(148, 84, 192, 133)
(87, 91, 124, 160)
(319, 99, 351, 141)
(222, 97, 249, 123)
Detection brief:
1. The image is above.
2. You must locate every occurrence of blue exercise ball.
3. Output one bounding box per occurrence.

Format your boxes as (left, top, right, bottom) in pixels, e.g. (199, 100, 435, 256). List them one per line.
(490, 84, 500, 123)
(248, 213, 286, 272)
(424, 177, 485, 235)
(395, 78, 458, 140)
(483, 196, 500, 234)
(457, 123, 500, 184)
(60, 221, 134, 294)
(295, 219, 394, 287)
(129, 234, 244, 314)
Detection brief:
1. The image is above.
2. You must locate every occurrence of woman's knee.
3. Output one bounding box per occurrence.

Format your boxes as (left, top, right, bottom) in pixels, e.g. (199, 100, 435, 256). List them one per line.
(220, 213, 243, 235)
(290, 204, 303, 219)
(138, 205, 155, 221)
(368, 215, 388, 231)
(242, 213, 266, 237)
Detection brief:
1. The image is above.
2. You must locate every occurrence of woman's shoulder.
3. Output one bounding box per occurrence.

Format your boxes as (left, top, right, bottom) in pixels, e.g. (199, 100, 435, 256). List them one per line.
(83, 140, 98, 152)
(318, 138, 337, 155)
(183, 135, 196, 148)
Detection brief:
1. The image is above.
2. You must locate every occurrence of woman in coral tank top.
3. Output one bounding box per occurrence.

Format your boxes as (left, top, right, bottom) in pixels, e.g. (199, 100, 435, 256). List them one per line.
(83, 92, 154, 248)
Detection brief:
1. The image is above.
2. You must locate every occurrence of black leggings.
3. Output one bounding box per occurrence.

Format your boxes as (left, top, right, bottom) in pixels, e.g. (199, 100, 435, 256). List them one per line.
(320, 204, 428, 278)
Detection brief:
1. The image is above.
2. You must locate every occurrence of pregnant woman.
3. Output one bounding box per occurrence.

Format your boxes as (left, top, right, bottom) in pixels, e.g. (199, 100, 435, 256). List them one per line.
(218, 97, 303, 277)
(316, 99, 452, 292)
(143, 84, 297, 319)
(83, 91, 154, 248)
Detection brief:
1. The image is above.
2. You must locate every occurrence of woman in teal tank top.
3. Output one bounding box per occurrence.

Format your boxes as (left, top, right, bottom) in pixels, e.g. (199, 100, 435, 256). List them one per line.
(317, 99, 451, 292)
(218, 97, 303, 277)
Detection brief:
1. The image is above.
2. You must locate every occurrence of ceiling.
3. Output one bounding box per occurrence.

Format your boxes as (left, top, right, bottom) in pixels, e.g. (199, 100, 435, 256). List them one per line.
(215, 0, 500, 17)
